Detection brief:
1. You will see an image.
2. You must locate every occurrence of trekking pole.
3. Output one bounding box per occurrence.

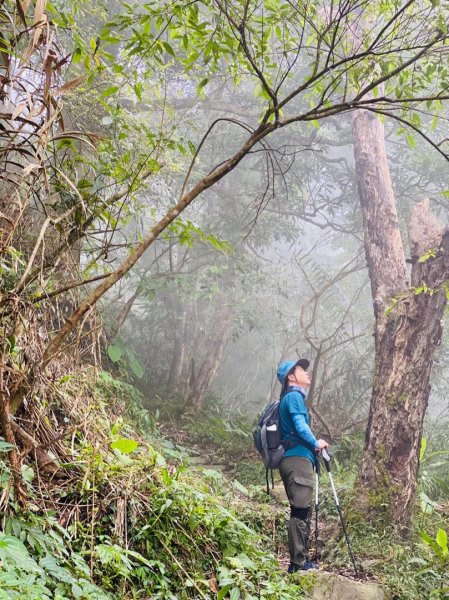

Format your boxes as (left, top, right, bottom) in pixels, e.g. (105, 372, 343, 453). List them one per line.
(321, 449, 359, 577)
(314, 458, 320, 562)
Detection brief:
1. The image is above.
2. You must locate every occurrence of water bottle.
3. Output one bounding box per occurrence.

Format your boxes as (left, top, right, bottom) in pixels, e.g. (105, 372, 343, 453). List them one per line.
(267, 422, 281, 449)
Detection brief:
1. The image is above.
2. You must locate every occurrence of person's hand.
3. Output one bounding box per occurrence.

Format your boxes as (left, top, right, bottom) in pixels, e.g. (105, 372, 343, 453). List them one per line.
(315, 439, 329, 452)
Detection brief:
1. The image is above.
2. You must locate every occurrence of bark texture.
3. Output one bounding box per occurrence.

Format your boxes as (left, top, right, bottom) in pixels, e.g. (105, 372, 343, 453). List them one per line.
(352, 109, 449, 531)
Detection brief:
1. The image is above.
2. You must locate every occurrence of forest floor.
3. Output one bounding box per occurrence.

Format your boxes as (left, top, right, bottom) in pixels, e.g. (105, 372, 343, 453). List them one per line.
(155, 417, 449, 600)
(2, 371, 446, 599)
(157, 421, 367, 579)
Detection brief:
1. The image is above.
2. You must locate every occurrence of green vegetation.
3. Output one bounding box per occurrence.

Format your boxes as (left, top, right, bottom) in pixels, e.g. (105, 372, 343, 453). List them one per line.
(317, 437, 449, 599)
(2, 0, 449, 598)
(1, 369, 449, 599)
(0, 370, 309, 599)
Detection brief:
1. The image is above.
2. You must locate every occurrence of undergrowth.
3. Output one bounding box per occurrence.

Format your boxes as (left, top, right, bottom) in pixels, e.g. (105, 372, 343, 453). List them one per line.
(0, 368, 310, 599)
(318, 438, 449, 599)
(2, 368, 449, 599)
(135, 383, 449, 599)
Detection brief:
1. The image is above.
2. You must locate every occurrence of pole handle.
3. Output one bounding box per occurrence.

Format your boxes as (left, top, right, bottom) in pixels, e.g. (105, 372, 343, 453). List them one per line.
(321, 448, 331, 472)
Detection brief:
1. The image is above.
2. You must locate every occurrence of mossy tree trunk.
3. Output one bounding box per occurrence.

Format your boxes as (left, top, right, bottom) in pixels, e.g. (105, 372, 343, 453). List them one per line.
(352, 109, 449, 532)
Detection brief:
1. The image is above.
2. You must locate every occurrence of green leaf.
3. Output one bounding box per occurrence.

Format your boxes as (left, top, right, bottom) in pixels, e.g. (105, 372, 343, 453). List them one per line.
(110, 437, 139, 454)
(420, 531, 440, 555)
(158, 498, 173, 514)
(218, 585, 232, 600)
(6, 335, 15, 353)
(406, 133, 416, 149)
(0, 439, 14, 452)
(230, 588, 241, 600)
(21, 464, 34, 483)
(40, 554, 75, 584)
(436, 529, 448, 551)
(133, 81, 143, 101)
(162, 41, 175, 57)
(129, 356, 145, 379)
(0, 534, 41, 573)
(196, 78, 209, 99)
(77, 179, 92, 189)
(188, 140, 196, 156)
(437, 14, 447, 34)
(102, 86, 119, 98)
(418, 249, 436, 264)
(420, 437, 427, 461)
(232, 480, 250, 496)
(72, 47, 83, 64)
(107, 344, 122, 362)
(72, 582, 84, 599)
(420, 492, 435, 514)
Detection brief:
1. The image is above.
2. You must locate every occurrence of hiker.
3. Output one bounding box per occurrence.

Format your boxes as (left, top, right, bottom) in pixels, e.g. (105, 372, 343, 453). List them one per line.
(277, 358, 329, 573)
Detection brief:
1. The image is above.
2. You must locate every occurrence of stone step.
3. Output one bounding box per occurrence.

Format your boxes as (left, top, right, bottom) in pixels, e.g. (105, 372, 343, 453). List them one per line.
(304, 571, 389, 600)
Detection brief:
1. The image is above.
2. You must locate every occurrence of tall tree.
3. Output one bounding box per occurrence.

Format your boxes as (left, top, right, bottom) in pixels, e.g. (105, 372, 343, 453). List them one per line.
(352, 108, 449, 530)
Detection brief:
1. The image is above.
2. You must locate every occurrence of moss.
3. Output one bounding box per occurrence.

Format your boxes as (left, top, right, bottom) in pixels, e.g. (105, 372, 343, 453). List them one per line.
(366, 447, 399, 519)
(349, 444, 399, 524)
(376, 443, 387, 461)
(386, 393, 408, 410)
(367, 481, 396, 513)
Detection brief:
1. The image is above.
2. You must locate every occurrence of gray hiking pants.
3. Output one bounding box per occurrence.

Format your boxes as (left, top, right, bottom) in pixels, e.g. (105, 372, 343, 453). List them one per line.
(279, 456, 315, 567)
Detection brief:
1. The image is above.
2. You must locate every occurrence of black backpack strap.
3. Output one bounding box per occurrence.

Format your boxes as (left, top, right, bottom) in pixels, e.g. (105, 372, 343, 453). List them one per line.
(266, 469, 275, 495)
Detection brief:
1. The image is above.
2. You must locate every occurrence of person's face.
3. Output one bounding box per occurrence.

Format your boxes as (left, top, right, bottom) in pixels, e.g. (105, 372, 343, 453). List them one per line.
(288, 365, 311, 389)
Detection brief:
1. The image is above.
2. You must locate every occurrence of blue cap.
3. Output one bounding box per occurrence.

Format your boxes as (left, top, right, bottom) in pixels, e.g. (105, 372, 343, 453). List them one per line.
(277, 358, 310, 385)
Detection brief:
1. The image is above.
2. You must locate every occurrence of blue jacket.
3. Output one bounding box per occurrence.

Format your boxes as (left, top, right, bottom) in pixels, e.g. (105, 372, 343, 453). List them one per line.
(279, 386, 318, 465)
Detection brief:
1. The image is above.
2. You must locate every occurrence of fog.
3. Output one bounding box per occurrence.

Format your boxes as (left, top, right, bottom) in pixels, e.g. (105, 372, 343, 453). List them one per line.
(101, 83, 449, 439)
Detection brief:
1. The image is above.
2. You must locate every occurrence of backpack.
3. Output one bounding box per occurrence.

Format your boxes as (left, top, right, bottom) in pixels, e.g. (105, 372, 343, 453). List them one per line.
(253, 393, 288, 494)
(253, 388, 308, 494)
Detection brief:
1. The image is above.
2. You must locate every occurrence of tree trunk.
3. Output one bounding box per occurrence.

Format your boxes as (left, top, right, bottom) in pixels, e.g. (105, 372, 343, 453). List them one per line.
(167, 303, 191, 391)
(185, 302, 232, 413)
(352, 109, 449, 532)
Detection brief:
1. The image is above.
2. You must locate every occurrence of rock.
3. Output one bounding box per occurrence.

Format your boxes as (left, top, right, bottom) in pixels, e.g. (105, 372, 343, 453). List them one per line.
(304, 571, 390, 600)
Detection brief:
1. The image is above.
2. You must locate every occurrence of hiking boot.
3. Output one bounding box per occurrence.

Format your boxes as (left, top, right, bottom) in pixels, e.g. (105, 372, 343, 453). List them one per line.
(287, 563, 300, 574)
(287, 561, 319, 573)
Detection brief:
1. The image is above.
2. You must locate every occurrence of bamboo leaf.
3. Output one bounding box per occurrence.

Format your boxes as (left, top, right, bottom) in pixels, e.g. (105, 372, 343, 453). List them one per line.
(54, 75, 84, 96)
(102, 86, 119, 98)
